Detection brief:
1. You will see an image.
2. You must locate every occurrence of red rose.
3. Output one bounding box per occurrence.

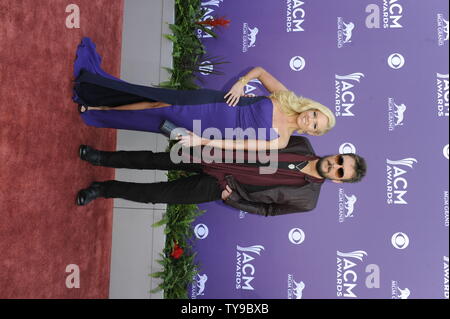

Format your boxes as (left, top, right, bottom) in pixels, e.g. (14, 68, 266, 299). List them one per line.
(197, 17, 230, 27)
(170, 241, 184, 259)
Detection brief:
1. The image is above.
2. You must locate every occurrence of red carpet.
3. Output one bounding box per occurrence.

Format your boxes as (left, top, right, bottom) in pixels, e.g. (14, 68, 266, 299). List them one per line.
(0, 0, 124, 298)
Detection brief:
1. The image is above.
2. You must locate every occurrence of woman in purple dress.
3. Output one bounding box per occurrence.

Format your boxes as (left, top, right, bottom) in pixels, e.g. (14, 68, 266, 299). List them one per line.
(73, 37, 335, 151)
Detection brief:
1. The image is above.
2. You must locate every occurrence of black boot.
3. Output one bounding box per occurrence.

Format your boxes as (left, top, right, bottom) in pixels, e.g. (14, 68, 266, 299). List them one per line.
(79, 145, 103, 166)
(76, 182, 104, 206)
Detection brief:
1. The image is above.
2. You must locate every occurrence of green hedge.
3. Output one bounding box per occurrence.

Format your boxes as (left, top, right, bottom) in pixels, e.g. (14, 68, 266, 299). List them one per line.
(150, 0, 217, 299)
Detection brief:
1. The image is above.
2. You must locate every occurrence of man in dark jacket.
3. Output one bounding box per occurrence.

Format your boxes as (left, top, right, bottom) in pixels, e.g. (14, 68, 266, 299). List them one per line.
(76, 136, 367, 216)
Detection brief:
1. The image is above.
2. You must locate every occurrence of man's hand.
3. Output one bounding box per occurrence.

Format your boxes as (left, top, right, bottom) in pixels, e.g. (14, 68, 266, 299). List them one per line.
(221, 185, 233, 200)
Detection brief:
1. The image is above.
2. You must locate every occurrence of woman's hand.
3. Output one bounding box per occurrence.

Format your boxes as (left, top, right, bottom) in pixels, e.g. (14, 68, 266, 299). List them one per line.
(221, 185, 233, 200)
(176, 130, 205, 148)
(224, 81, 246, 107)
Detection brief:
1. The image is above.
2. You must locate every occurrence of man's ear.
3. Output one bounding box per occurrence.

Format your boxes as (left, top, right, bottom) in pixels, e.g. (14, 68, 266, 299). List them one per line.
(332, 179, 343, 184)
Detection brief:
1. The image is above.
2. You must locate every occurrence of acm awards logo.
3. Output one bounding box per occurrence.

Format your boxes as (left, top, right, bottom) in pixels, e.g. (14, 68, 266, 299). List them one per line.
(335, 73, 365, 117)
(242, 23, 259, 53)
(197, 0, 224, 38)
(235, 245, 265, 290)
(243, 79, 264, 97)
(437, 14, 449, 46)
(365, 0, 404, 29)
(287, 274, 305, 299)
(436, 73, 449, 117)
(286, 0, 305, 32)
(337, 18, 355, 48)
(336, 250, 380, 298)
(386, 158, 418, 205)
(388, 98, 407, 131)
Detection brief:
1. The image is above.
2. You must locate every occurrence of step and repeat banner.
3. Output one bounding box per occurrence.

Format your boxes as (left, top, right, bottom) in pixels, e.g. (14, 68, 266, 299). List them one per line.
(188, 0, 449, 299)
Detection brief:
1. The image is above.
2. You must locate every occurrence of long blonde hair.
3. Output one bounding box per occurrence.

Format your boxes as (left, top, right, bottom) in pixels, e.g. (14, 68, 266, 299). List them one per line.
(270, 90, 336, 135)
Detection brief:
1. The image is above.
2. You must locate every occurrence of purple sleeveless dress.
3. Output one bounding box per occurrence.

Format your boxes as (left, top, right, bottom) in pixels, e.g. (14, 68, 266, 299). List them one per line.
(73, 37, 279, 141)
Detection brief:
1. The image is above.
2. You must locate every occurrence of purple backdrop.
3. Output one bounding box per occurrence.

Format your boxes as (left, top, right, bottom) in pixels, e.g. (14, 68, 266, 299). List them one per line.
(187, 0, 449, 299)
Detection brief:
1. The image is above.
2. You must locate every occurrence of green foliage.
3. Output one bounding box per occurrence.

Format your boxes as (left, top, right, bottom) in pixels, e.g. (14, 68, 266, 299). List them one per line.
(150, 0, 230, 299)
(160, 0, 229, 90)
(151, 177, 206, 298)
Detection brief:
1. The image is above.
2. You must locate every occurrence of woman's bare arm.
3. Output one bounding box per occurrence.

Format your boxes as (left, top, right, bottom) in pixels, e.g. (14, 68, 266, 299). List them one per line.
(200, 136, 289, 151)
(225, 67, 289, 106)
(247, 67, 289, 93)
(177, 128, 291, 151)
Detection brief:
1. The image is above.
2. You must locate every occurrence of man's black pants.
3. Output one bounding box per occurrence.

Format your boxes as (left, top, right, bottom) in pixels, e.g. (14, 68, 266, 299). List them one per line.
(97, 150, 223, 204)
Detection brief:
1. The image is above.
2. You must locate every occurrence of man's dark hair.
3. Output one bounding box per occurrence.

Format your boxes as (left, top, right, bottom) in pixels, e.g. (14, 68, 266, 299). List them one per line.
(342, 153, 367, 183)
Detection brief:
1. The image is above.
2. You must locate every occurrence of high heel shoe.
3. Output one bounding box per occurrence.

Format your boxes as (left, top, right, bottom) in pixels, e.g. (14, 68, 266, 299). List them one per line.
(78, 104, 88, 114)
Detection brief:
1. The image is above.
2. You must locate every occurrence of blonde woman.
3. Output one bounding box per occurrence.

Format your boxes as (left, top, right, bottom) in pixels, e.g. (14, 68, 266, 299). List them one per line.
(74, 38, 335, 151)
(178, 66, 336, 150)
